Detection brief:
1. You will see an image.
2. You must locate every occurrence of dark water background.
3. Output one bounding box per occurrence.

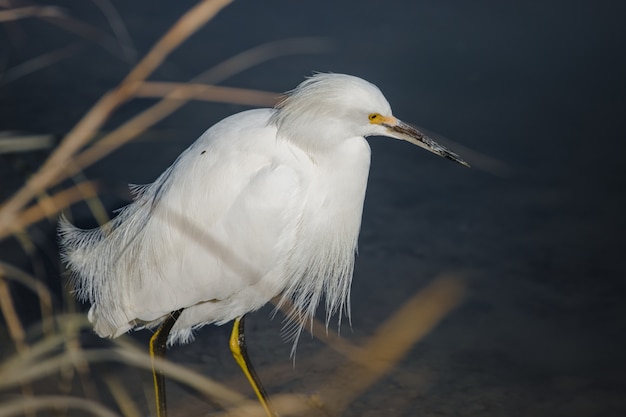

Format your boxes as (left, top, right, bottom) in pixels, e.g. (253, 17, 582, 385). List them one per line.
(1, 1, 625, 416)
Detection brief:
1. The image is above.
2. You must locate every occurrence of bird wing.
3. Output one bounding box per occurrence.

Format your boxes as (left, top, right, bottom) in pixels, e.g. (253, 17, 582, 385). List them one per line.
(62, 109, 309, 337)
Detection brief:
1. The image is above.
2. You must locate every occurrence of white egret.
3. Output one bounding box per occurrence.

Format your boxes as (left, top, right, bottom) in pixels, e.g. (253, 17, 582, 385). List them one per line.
(59, 73, 469, 417)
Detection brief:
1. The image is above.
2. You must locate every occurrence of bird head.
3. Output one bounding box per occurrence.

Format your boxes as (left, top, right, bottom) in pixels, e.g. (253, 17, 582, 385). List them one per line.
(271, 73, 469, 167)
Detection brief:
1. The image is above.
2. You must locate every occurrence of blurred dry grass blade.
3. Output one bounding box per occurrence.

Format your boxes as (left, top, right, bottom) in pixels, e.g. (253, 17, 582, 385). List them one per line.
(0, 314, 87, 372)
(194, 37, 334, 84)
(0, 132, 55, 154)
(317, 275, 465, 414)
(102, 374, 142, 417)
(134, 82, 280, 106)
(10, 193, 66, 339)
(0, 261, 54, 348)
(111, 346, 247, 409)
(68, 170, 111, 226)
(0, 181, 99, 239)
(92, 0, 138, 63)
(0, 42, 85, 86)
(0, 343, 245, 411)
(120, 0, 231, 86)
(212, 393, 314, 417)
(0, 275, 27, 353)
(0, 0, 233, 237)
(0, 395, 120, 417)
(0, 6, 64, 22)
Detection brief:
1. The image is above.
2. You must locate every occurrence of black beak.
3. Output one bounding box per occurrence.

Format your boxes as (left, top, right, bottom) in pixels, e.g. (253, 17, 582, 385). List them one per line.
(385, 120, 470, 168)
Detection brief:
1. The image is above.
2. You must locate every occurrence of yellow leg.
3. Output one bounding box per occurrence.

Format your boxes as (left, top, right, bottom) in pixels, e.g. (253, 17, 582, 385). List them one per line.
(230, 316, 276, 417)
(149, 309, 183, 417)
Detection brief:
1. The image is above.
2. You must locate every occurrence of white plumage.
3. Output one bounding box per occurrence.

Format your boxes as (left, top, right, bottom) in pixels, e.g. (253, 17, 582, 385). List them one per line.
(59, 73, 468, 351)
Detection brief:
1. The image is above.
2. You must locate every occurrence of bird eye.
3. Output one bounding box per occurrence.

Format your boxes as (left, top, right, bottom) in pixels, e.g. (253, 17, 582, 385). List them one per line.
(369, 113, 381, 122)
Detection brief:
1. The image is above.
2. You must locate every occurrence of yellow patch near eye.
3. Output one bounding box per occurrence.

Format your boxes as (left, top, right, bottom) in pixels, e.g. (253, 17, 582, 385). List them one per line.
(368, 113, 382, 124)
(369, 113, 397, 126)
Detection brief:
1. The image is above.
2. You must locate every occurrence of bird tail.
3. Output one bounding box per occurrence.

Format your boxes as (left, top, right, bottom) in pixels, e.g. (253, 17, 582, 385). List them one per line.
(58, 214, 102, 302)
(58, 214, 129, 337)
